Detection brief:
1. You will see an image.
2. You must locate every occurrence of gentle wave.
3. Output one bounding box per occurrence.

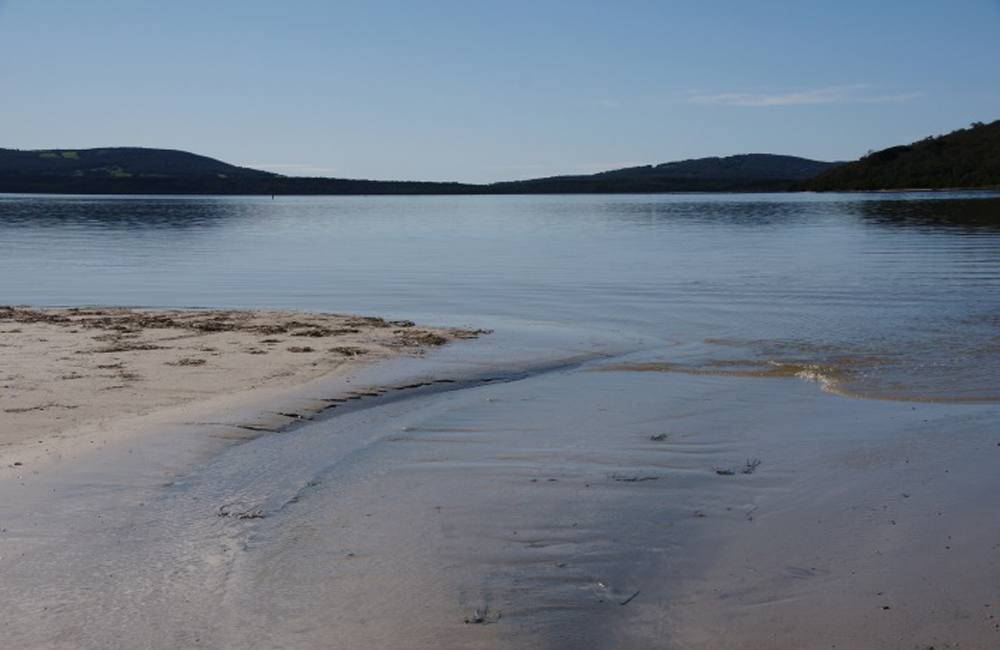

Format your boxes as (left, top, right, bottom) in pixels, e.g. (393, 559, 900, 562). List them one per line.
(599, 348, 1000, 404)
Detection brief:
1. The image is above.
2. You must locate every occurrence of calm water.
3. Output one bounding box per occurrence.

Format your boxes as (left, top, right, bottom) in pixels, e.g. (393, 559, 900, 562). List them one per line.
(4, 192, 1000, 649)
(2, 192, 1000, 401)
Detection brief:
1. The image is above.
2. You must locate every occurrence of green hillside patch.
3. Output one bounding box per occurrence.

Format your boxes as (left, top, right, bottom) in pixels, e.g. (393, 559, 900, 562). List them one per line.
(103, 166, 133, 178)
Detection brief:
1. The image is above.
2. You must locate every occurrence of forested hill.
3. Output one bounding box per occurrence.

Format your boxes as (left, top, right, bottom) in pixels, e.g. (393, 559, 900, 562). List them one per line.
(805, 120, 1000, 191)
(488, 154, 842, 193)
(0, 147, 476, 195)
(0, 147, 273, 179)
(0, 147, 839, 195)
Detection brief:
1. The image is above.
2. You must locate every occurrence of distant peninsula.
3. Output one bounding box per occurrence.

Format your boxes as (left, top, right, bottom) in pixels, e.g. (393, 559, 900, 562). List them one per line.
(0, 147, 839, 196)
(488, 154, 840, 194)
(805, 119, 1000, 191)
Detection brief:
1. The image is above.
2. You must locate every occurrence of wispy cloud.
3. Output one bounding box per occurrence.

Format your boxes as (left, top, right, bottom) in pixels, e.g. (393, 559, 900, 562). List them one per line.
(687, 84, 922, 107)
(243, 163, 343, 176)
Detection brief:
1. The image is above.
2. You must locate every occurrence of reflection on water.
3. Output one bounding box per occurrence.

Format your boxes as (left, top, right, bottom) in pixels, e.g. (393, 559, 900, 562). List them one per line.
(0, 194, 256, 230)
(856, 196, 1000, 231)
(2, 192, 1000, 402)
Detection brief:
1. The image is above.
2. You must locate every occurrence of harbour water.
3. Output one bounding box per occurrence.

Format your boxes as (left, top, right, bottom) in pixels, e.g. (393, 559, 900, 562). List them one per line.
(2, 192, 1000, 648)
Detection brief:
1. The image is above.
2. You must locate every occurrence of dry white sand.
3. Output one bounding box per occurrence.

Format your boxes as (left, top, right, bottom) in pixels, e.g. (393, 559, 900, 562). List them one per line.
(0, 306, 482, 468)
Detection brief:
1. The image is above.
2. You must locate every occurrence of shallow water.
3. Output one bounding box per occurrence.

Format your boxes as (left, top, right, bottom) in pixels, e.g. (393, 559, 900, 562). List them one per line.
(2, 192, 1000, 648)
(2, 191, 1000, 400)
(5, 339, 997, 649)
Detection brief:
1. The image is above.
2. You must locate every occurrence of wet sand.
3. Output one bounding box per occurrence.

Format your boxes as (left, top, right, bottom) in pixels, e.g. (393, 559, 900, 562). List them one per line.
(2, 314, 999, 649)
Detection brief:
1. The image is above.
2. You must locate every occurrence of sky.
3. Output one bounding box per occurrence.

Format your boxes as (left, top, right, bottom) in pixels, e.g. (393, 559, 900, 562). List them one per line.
(1, 1, 998, 184)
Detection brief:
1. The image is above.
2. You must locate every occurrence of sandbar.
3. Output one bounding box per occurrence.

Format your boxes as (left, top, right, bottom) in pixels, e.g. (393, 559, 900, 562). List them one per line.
(0, 306, 483, 468)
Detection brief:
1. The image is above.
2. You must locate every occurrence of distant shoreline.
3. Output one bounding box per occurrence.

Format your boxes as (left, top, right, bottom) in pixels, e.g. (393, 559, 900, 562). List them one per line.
(0, 148, 840, 195)
(3, 186, 1000, 198)
(0, 179, 815, 196)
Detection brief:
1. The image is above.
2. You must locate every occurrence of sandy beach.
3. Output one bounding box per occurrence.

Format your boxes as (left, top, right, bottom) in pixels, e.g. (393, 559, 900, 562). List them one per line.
(0, 306, 483, 469)
(2, 307, 1000, 649)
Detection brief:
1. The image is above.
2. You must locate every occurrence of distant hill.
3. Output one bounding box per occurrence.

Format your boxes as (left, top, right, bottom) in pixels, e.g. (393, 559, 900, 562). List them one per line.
(0, 147, 840, 195)
(488, 154, 843, 194)
(0, 147, 281, 195)
(0, 147, 475, 195)
(0, 147, 273, 179)
(805, 120, 1000, 191)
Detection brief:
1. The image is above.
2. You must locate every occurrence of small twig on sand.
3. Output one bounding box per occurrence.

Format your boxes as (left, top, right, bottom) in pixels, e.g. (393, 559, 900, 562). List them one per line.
(715, 458, 762, 476)
(218, 504, 267, 519)
(619, 589, 642, 606)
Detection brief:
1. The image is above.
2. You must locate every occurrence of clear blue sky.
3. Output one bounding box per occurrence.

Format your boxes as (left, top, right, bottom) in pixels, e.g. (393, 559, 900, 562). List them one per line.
(2, 1, 998, 183)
